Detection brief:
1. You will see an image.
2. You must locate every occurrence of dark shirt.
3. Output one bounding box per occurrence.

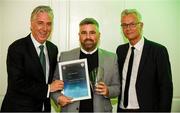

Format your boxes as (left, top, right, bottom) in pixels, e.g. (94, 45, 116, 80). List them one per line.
(79, 50, 98, 112)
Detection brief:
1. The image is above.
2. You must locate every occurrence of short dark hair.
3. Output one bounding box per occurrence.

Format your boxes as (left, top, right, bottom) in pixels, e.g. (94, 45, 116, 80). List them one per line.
(79, 18, 99, 29)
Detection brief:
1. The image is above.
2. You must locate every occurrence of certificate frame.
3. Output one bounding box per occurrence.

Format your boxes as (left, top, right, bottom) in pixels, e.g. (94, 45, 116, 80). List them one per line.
(58, 59, 91, 101)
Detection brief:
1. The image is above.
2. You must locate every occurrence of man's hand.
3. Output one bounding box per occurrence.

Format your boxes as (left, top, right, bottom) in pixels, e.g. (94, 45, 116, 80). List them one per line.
(95, 82, 109, 97)
(58, 95, 73, 107)
(50, 80, 64, 92)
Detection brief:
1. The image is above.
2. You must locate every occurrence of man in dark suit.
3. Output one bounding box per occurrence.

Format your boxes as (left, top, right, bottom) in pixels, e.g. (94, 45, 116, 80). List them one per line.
(1, 5, 63, 112)
(116, 9, 173, 112)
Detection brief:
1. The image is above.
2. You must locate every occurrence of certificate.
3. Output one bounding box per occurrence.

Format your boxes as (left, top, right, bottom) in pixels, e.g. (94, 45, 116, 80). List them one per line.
(58, 59, 91, 101)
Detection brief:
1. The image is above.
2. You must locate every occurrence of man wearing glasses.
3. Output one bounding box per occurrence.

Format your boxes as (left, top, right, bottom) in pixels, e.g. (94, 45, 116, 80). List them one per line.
(116, 9, 173, 112)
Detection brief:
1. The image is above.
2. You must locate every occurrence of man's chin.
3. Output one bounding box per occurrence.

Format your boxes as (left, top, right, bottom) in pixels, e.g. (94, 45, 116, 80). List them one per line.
(84, 47, 96, 52)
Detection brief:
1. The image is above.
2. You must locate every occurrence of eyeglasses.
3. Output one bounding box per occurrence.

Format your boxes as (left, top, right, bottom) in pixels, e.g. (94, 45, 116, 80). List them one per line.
(121, 22, 140, 29)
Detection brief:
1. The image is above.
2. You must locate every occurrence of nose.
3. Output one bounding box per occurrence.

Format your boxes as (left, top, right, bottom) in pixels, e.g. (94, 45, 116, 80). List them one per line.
(43, 25, 47, 31)
(42, 24, 48, 31)
(126, 25, 132, 30)
(86, 33, 91, 39)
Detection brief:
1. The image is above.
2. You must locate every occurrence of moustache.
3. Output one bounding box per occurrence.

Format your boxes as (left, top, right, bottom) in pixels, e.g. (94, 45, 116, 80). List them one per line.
(84, 39, 93, 42)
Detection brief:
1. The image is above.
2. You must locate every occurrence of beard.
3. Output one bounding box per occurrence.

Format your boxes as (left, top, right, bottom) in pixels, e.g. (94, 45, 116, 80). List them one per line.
(81, 39, 97, 51)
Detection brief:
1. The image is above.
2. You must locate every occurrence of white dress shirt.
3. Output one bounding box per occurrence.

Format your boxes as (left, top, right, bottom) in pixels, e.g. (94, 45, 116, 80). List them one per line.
(81, 47, 97, 54)
(120, 37, 144, 109)
(30, 34, 50, 98)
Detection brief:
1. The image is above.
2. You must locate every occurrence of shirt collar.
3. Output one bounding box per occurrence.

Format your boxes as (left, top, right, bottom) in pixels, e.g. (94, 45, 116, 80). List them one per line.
(129, 37, 144, 51)
(80, 48, 98, 54)
(31, 33, 46, 48)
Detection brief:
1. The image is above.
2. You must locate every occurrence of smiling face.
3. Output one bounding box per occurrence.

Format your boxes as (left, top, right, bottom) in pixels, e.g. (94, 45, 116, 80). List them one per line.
(79, 24, 100, 52)
(121, 13, 143, 45)
(31, 12, 52, 44)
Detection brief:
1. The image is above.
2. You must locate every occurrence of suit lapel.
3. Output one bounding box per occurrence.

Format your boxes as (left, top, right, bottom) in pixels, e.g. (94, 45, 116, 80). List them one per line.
(46, 41, 57, 83)
(136, 38, 149, 82)
(26, 35, 45, 81)
(73, 48, 81, 59)
(26, 35, 39, 60)
(118, 44, 129, 72)
(122, 45, 129, 64)
(46, 42, 52, 82)
(98, 49, 104, 68)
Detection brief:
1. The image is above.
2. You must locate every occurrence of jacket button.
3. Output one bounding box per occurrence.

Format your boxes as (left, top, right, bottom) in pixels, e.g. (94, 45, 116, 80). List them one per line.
(76, 107, 79, 110)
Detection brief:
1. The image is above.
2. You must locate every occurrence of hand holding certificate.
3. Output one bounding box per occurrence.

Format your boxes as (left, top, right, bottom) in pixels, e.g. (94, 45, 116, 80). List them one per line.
(58, 59, 91, 101)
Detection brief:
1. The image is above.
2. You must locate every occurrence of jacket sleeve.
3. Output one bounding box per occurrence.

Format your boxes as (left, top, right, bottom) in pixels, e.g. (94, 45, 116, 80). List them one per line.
(107, 55, 120, 98)
(156, 46, 173, 111)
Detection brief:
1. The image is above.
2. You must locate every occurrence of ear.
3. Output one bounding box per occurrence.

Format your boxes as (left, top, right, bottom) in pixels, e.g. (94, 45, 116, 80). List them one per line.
(97, 32, 101, 41)
(140, 22, 144, 27)
(30, 21, 33, 31)
(98, 32, 101, 38)
(78, 33, 81, 41)
(78, 32, 81, 38)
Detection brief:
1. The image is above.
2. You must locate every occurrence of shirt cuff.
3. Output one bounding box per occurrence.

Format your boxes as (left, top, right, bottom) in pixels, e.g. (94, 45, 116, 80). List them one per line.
(47, 84, 50, 98)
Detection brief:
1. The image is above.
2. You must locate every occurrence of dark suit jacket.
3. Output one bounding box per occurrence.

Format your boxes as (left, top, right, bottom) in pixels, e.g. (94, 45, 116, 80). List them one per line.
(116, 38, 173, 112)
(1, 34, 58, 111)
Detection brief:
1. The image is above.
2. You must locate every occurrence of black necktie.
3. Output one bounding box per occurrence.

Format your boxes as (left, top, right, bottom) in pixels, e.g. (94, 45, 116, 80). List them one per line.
(39, 45, 46, 76)
(123, 47, 135, 108)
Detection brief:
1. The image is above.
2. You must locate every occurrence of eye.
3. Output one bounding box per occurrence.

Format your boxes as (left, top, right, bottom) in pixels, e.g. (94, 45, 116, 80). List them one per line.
(89, 31, 96, 35)
(37, 21, 43, 25)
(80, 31, 87, 35)
(121, 22, 140, 29)
(47, 22, 52, 26)
(121, 23, 128, 28)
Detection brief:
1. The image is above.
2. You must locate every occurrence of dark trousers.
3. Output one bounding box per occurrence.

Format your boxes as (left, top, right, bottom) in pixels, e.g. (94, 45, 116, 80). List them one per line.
(118, 107, 140, 112)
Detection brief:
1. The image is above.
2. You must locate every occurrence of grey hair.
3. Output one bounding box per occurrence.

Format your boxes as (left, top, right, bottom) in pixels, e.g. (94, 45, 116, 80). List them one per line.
(121, 9, 142, 22)
(79, 18, 99, 29)
(31, 5, 54, 21)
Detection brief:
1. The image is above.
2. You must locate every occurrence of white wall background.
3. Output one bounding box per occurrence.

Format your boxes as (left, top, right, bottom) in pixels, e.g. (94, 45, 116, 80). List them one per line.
(0, 1, 2, 107)
(0, 0, 180, 112)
